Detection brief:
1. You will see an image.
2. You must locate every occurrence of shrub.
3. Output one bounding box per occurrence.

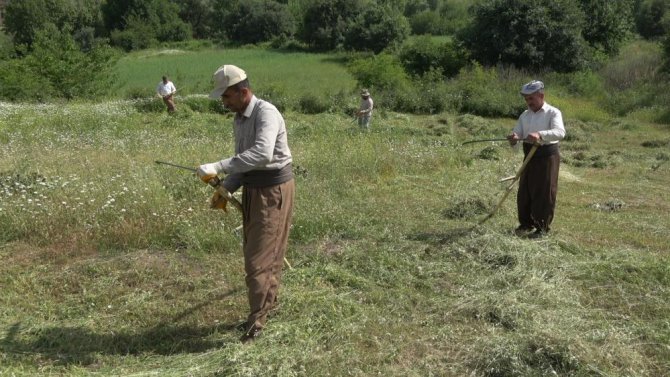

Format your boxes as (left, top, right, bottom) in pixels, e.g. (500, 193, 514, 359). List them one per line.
(298, 94, 330, 114)
(0, 31, 15, 60)
(215, 0, 295, 45)
(635, 0, 670, 40)
(0, 59, 49, 101)
(447, 63, 525, 118)
(458, 0, 589, 72)
(398, 35, 468, 78)
(578, 0, 635, 56)
(0, 24, 119, 101)
(104, 0, 191, 51)
(343, 4, 410, 53)
(181, 96, 227, 114)
(348, 53, 411, 92)
(600, 40, 662, 90)
(409, 11, 444, 35)
(299, 0, 363, 51)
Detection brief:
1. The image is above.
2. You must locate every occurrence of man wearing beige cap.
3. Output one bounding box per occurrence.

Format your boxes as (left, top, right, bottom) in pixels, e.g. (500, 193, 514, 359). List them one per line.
(197, 65, 295, 343)
(507, 80, 566, 238)
(356, 89, 374, 130)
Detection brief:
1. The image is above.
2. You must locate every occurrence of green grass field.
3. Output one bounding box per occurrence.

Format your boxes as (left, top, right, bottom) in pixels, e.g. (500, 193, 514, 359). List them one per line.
(112, 47, 357, 101)
(1, 49, 669, 376)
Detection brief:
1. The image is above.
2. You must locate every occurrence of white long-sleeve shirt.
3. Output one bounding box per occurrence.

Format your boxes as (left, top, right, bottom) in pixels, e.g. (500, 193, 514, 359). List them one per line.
(359, 97, 373, 116)
(156, 81, 176, 97)
(513, 102, 565, 144)
(216, 96, 292, 192)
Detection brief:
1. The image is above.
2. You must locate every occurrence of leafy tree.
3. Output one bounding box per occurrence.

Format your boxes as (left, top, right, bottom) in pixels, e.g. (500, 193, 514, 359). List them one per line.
(579, 0, 634, 55)
(3, 0, 104, 49)
(0, 24, 118, 101)
(635, 0, 670, 39)
(398, 35, 468, 77)
(213, 0, 295, 44)
(173, 0, 214, 39)
(102, 0, 191, 49)
(348, 53, 410, 91)
(409, 11, 444, 35)
(299, 0, 364, 51)
(458, 0, 589, 72)
(343, 5, 410, 53)
(0, 31, 15, 59)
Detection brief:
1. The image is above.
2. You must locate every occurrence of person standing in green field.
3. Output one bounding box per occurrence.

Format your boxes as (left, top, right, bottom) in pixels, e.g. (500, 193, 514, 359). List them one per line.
(356, 89, 374, 130)
(507, 80, 566, 239)
(156, 76, 177, 113)
(197, 65, 295, 343)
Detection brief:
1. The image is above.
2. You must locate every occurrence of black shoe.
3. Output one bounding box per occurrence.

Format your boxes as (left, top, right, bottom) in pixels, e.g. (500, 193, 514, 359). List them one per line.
(235, 321, 249, 332)
(514, 225, 534, 237)
(528, 229, 548, 239)
(240, 326, 262, 344)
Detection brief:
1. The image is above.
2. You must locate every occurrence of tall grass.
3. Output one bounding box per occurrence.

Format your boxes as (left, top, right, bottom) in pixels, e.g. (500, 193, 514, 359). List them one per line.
(1, 97, 669, 376)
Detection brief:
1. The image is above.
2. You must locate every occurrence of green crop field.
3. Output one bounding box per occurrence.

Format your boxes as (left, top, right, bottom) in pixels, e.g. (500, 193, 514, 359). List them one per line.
(1, 49, 669, 376)
(112, 47, 357, 101)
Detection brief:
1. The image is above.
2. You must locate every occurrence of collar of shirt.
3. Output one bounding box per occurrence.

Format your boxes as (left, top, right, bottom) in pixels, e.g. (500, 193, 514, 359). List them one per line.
(529, 102, 549, 114)
(241, 95, 258, 118)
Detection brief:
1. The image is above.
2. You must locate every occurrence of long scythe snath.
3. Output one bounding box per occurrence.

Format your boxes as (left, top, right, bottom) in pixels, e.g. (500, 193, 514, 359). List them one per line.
(155, 160, 293, 269)
(477, 143, 540, 226)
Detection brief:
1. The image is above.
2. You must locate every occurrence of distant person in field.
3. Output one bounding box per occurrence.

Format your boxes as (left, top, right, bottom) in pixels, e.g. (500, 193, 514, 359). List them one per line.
(507, 80, 566, 239)
(156, 76, 177, 113)
(196, 65, 295, 344)
(356, 89, 374, 130)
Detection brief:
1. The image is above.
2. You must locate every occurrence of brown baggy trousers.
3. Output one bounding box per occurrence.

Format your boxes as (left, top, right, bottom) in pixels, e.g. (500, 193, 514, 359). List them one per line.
(163, 94, 176, 112)
(242, 179, 295, 329)
(517, 147, 560, 232)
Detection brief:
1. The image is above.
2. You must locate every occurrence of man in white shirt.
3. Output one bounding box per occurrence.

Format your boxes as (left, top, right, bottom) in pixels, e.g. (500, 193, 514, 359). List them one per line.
(507, 80, 566, 238)
(356, 89, 374, 130)
(156, 76, 177, 113)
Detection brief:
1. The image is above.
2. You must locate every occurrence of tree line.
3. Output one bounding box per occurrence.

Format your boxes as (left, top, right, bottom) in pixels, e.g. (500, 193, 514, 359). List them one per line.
(1, 0, 669, 102)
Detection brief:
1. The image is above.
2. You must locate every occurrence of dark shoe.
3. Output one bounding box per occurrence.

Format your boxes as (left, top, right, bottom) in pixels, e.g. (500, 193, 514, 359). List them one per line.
(528, 229, 548, 239)
(240, 326, 262, 344)
(235, 321, 249, 332)
(514, 225, 534, 237)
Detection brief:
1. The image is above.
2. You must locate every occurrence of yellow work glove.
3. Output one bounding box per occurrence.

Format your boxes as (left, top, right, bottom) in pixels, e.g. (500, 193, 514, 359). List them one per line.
(210, 190, 228, 212)
(197, 162, 223, 184)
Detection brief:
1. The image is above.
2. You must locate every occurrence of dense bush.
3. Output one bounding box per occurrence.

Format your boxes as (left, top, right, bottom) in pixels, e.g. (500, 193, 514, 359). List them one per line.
(213, 0, 295, 45)
(175, 0, 214, 39)
(343, 5, 410, 53)
(298, 94, 331, 114)
(3, 0, 104, 49)
(635, 0, 670, 40)
(0, 25, 118, 101)
(446, 63, 526, 118)
(398, 35, 468, 77)
(0, 31, 14, 59)
(458, 0, 589, 72)
(579, 0, 635, 55)
(103, 0, 191, 50)
(349, 53, 411, 92)
(299, 0, 364, 51)
(348, 54, 449, 114)
(409, 11, 445, 35)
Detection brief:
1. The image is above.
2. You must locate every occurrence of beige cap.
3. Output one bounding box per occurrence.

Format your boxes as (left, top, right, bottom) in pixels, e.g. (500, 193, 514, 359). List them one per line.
(209, 65, 247, 99)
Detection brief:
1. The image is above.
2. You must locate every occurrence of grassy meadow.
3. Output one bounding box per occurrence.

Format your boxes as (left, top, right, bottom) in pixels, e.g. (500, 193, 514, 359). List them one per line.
(112, 47, 356, 101)
(1, 48, 669, 376)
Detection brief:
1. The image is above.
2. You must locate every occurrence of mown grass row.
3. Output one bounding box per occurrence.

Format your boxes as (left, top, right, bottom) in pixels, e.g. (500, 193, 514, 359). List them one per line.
(1, 98, 668, 376)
